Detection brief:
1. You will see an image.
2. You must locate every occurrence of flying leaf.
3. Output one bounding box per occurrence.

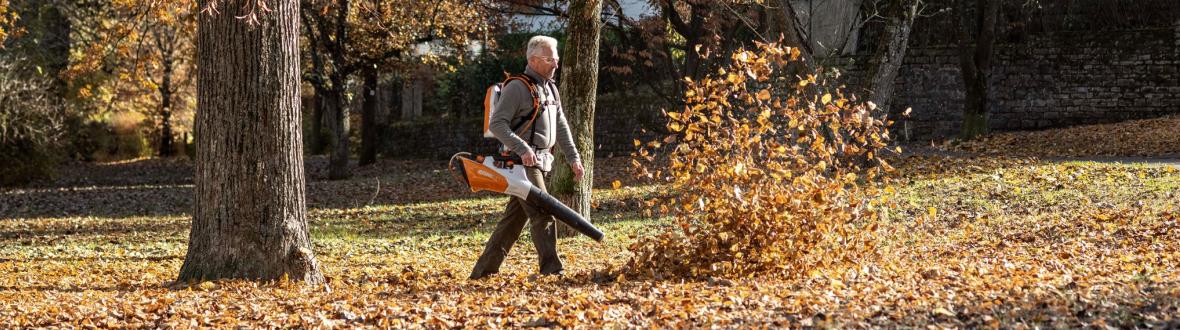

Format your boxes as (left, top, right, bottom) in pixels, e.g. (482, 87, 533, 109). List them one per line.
(757, 89, 771, 101)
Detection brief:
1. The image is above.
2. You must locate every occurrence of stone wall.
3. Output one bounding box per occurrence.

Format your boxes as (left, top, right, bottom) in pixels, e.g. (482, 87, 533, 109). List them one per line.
(853, 25, 1180, 141)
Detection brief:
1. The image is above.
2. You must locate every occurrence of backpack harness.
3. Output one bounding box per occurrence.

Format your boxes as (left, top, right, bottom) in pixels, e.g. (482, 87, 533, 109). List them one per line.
(483, 73, 558, 155)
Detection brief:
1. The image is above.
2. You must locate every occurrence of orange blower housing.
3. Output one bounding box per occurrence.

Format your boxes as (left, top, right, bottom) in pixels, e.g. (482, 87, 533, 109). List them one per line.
(449, 152, 604, 242)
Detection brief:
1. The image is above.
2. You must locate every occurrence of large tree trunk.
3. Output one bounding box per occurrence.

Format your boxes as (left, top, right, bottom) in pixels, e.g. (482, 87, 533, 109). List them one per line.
(552, 0, 602, 238)
(957, 0, 999, 140)
(766, 0, 815, 70)
(179, 0, 323, 284)
(865, 0, 921, 115)
(358, 66, 379, 166)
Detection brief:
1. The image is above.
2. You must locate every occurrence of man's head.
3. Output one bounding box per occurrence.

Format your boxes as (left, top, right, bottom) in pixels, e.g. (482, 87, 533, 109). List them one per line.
(526, 35, 559, 81)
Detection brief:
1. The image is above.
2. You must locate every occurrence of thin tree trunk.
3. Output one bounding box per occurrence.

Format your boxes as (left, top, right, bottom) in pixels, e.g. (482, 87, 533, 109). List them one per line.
(158, 53, 175, 157)
(325, 0, 351, 180)
(40, 1, 71, 96)
(865, 0, 921, 115)
(308, 91, 326, 154)
(300, 7, 328, 155)
(683, 7, 704, 81)
(327, 85, 350, 179)
(159, 105, 173, 156)
(11, 1, 70, 98)
(359, 66, 378, 166)
(179, 0, 323, 284)
(553, 0, 602, 238)
(375, 79, 391, 153)
(957, 0, 999, 140)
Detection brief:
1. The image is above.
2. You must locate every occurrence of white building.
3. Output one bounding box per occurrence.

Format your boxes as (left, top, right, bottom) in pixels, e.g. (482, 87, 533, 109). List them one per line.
(510, 0, 656, 32)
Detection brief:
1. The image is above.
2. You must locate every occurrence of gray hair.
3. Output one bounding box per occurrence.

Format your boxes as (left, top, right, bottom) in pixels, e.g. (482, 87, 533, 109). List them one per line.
(526, 35, 558, 58)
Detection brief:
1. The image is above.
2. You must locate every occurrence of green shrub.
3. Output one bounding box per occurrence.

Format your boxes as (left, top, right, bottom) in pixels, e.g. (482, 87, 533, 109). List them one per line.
(429, 31, 557, 120)
(65, 118, 106, 161)
(64, 118, 153, 162)
(94, 127, 151, 162)
(430, 52, 525, 120)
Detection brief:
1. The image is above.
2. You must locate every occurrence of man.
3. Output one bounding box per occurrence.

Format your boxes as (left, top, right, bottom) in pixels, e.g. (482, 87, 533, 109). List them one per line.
(469, 35, 585, 279)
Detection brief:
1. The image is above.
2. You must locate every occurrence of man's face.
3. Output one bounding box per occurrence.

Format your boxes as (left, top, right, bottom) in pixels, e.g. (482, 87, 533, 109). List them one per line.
(529, 45, 559, 80)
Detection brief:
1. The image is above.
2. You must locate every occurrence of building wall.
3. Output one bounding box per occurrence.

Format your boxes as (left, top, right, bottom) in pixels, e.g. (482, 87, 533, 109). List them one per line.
(847, 25, 1180, 141)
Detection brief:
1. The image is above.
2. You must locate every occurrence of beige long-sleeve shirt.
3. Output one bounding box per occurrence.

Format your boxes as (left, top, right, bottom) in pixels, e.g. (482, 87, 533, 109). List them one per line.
(489, 66, 581, 168)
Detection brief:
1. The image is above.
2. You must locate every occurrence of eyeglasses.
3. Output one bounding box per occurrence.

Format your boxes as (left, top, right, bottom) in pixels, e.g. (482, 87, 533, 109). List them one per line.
(534, 56, 560, 64)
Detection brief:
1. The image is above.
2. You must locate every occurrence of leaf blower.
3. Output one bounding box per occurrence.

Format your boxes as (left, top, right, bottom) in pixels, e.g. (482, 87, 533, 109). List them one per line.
(448, 152, 605, 242)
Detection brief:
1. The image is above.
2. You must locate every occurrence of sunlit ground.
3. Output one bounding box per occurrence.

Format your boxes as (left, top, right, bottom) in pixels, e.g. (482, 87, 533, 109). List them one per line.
(1, 153, 1177, 327)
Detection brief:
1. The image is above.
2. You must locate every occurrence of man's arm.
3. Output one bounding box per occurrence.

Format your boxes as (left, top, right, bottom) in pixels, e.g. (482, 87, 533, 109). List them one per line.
(489, 80, 534, 158)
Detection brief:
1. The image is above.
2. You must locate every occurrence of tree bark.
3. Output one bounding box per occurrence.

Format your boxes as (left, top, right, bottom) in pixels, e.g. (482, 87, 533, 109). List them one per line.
(766, 0, 815, 70)
(359, 66, 379, 166)
(10, 0, 70, 97)
(159, 99, 174, 156)
(179, 0, 323, 284)
(957, 0, 999, 140)
(325, 0, 352, 180)
(47, 4, 70, 97)
(300, 7, 328, 155)
(158, 45, 176, 157)
(326, 86, 350, 179)
(552, 0, 602, 238)
(308, 92, 326, 154)
(865, 0, 921, 115)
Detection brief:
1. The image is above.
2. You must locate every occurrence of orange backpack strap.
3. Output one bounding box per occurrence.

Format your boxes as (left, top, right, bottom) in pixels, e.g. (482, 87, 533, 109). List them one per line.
(502, 74, 543, 136)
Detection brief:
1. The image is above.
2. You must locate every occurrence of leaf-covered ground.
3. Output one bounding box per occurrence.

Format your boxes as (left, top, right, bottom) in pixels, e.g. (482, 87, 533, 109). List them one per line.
(1, 151, 1178, 328)
(950, 115, 1180, 157)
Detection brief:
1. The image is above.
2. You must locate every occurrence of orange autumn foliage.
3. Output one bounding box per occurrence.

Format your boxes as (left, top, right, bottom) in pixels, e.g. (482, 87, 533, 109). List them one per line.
(0, 0, 16, 46)
(628, 42, 897, 279)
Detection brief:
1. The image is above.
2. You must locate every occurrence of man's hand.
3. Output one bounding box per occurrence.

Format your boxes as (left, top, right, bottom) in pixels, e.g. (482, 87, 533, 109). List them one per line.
(521, 150, 538, 167)
(571, 162, 585, 181)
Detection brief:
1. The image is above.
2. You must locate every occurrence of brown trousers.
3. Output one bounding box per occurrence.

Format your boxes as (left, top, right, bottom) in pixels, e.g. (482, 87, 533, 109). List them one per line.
(469, 166, 562, 279)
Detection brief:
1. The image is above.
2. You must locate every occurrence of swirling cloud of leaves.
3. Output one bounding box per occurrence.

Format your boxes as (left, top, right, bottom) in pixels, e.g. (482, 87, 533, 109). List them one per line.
(628, 42, 897, 280)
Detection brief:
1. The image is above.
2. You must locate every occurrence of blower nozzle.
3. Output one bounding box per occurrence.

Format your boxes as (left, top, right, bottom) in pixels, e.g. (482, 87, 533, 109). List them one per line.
(448, 152, 605, 242)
